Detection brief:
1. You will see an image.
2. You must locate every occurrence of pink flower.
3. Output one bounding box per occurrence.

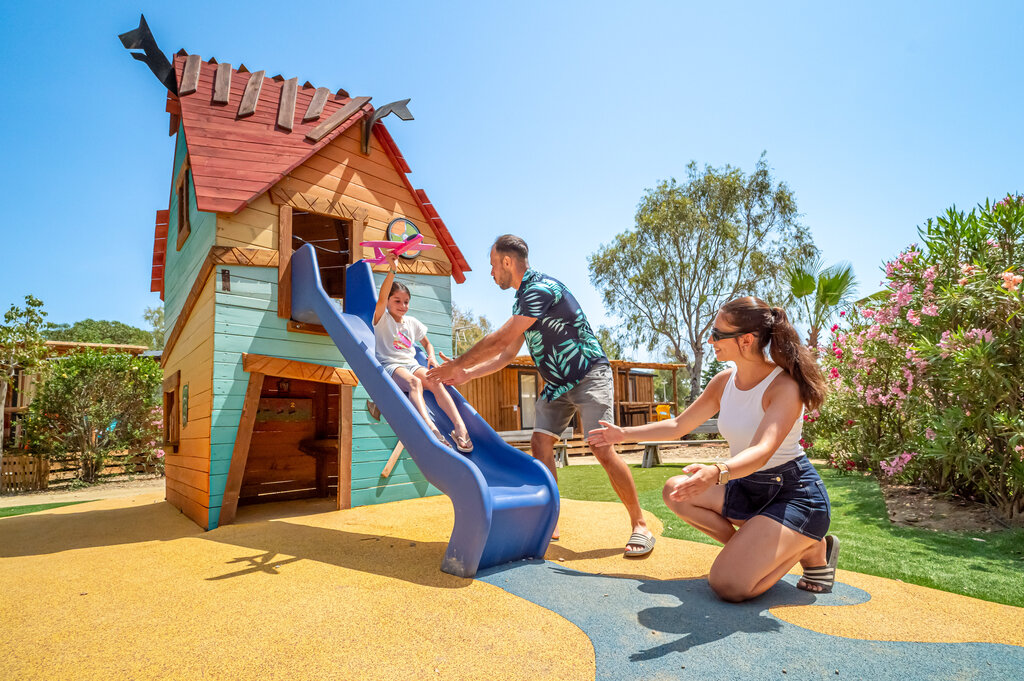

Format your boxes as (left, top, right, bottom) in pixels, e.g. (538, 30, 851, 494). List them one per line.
(923, 266, 938, 281)
(846, 419, 855, 427)
(921, 304, 938, 316)
(156, 450, 165, 458)
(987, 239, 999, 247)
(840, 310, 847, 317)
(958, 278, 968, 286)
(965, 328, 994, 344)
(799, 438, 813, 450)
(830, 323, 839, 333)
(906, 309, 921, 326)
(862, 309, 875, 319)
(925, 428, 936, 441)
(1001, 271, 1022, 292)
(829, 368, 840, 379)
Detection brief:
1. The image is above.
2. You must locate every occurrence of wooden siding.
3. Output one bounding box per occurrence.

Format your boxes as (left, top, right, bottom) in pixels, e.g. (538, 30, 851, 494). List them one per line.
(209, 266, 451, 527)
(273, 125, 451, 268)
(216, 193, 278, 249)
(162, 274, 215, 529)
(165, 124, 217, 330)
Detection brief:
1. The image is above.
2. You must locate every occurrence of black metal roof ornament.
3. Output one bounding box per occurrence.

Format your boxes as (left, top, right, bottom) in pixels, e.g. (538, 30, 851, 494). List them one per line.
(362, 99, 413, 153)
(118, 14, 177, 95)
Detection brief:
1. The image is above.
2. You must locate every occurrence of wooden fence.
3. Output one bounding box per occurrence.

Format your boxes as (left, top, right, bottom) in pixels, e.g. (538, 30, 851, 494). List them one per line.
(1, 456, 50, 492)
(0, 452, 161, 492)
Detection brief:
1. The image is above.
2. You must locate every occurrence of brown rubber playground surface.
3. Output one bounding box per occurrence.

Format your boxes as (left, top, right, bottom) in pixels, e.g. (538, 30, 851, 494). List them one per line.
(1, 492, 1021, 680)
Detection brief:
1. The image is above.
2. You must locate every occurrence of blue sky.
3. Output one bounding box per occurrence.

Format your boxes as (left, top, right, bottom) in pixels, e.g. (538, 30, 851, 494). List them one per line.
(1, 2, 1020, 358)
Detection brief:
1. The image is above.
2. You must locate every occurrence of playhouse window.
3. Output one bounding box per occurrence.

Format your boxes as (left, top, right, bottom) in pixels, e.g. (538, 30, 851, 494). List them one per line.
(162, 370, 180, 450)
(292, 211, 349, 299)
(176, 169, 192, 250)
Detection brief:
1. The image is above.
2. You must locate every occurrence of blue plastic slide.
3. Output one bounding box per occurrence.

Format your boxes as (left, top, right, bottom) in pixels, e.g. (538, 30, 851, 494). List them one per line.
(290, 244, 559, 577)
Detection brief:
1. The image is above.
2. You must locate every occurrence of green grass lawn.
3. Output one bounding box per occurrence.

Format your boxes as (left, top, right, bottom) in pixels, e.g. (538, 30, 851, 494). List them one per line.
(557, 464, 1024, 608)
(0, 500, 92, 518)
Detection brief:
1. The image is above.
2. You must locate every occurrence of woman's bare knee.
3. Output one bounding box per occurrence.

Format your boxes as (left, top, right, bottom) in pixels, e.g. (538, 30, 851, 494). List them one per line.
(708, 570, 754, 603)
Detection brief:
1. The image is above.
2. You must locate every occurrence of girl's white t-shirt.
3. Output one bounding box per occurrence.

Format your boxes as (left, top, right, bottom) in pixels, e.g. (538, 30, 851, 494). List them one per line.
(374, 312, 427, 367)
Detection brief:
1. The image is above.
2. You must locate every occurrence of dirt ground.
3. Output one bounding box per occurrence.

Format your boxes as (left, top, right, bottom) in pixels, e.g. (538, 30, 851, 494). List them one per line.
(0, 474, 165, 508)
(879, 481, 1020, 532)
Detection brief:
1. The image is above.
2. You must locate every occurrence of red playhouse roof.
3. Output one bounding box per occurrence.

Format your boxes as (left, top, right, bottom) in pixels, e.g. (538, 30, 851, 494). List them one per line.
(166, 53, 469, 282)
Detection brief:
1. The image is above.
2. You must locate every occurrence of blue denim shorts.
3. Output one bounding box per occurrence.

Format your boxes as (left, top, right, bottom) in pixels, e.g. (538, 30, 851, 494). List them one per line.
(722, 455, 831, 540)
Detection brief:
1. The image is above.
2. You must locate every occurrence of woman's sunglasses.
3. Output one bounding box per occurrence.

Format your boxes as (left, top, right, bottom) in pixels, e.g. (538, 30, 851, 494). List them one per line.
(710, 327, 749, 342)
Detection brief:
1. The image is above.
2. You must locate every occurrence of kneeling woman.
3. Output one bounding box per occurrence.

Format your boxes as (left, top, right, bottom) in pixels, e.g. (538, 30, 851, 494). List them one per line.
(589, 297, 838, 602)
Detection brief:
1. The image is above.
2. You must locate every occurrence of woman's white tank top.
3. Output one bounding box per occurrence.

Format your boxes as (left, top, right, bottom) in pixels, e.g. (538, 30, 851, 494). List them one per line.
(717, 366, 804, 471)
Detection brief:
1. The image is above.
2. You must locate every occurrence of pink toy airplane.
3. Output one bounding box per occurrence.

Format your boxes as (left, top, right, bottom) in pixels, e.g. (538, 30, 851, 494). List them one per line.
(360, 234, 436, 264)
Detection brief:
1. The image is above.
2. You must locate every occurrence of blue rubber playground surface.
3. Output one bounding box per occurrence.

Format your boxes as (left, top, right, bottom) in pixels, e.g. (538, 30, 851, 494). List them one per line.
(479, 560, 1024, 680)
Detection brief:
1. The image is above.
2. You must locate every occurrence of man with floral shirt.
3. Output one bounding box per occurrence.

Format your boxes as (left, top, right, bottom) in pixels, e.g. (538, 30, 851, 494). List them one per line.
(428, 235, 655, 556)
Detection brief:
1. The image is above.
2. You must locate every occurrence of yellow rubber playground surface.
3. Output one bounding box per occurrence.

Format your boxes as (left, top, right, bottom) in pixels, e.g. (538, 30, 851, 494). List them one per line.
(2, 493, 1022, 680)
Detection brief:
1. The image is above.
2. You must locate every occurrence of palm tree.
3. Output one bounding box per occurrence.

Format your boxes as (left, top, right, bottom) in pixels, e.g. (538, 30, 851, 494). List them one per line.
(787, 259, 858, 349)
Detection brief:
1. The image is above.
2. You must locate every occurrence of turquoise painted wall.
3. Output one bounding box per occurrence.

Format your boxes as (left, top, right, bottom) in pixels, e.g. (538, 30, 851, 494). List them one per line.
(165, 124, 216, 330)
(208, 265, 452, 528)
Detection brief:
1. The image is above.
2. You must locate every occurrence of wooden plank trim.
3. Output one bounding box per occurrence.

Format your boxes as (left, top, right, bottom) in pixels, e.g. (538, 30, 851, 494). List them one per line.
(269, 187, 368, 222)
(370, 260, 452, 276)
(303, 87, 331, 120)
(277, 78, 298, 131)
(162, 370, 180, 393)
(213, 63, 233, 104)
(241, 353, 359, 387)
(338, 385, 353, 509)
(306, 96, 371, 142)
(219, 372, 265, 525)
(278, 204, 292, 320)
(179, 54, 202, 96)
(237, 70, 265, 118)
(210, 246, 279, 267)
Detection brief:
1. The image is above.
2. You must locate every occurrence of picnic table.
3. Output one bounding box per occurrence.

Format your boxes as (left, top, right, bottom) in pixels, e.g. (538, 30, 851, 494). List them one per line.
(640, 418, 721, 467)
(497, 428, 574, 467)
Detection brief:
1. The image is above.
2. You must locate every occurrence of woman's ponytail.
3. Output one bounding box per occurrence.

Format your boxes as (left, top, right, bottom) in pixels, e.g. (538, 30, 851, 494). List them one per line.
(721, 298, 827, 411)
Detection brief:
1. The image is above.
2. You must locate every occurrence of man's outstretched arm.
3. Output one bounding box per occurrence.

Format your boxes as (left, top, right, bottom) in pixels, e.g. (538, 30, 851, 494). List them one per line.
(428, 315, 535, 383)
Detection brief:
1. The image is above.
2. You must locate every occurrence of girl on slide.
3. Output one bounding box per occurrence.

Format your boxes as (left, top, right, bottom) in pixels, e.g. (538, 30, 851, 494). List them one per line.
(589, 297, 838, 601)
(373, 253, 473, 453)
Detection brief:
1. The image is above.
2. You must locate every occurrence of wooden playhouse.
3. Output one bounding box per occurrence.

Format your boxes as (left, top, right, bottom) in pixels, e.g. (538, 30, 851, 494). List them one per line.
(121, 20, 470, 530)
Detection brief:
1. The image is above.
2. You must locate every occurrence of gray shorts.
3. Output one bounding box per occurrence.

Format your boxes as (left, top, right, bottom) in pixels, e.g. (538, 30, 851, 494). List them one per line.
(534, 363, 614, 441)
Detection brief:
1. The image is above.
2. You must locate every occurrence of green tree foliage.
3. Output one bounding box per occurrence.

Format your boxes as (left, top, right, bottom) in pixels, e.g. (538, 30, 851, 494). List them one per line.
(700, 358, 728, 391)
(44, 318, 151, 347)
(143, 306, 165, 350)
(24, 350, 162, 483)
(589, 155, 817, 401)
(595, 326, 624, 360)
(787, 259, 858, 349)
(0, 296, 48, 464)
(451, 304, 493, 356)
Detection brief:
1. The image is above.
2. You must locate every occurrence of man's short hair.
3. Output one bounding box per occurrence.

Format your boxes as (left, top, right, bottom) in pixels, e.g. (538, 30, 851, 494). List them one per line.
(493, 234, 529, 262)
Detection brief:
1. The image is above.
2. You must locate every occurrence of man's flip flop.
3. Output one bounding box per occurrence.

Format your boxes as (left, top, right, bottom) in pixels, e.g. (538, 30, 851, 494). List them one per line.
(624, 532, 655, 557)
(798, 534, 840, 593)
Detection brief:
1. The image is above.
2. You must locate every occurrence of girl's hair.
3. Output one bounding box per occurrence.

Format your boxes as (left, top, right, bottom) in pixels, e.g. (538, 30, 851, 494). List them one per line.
(720, 296, 827, 411)
(388, 281, 411, 299)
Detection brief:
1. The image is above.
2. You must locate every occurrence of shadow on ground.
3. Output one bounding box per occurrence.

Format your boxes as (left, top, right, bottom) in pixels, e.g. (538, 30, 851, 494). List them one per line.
(478, 560, 1024, 680)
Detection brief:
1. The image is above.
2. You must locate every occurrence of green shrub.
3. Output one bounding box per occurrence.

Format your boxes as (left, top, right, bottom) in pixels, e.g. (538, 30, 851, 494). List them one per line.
(808, 195, 1024, 519)
(24, 349, 162, 483)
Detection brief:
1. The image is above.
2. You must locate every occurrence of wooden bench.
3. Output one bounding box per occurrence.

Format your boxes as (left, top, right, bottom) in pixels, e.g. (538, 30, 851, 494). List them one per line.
(640, 418, 721, 468)
(497, 428, 574, 467)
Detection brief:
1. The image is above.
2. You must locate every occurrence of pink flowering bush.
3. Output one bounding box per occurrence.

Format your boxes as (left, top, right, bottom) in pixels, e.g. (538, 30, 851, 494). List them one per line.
(807, 195, 1024, 518)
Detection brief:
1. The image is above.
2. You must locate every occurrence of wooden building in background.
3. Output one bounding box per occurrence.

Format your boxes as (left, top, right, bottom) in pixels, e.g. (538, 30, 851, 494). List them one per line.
(460, 356, 682, 434)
